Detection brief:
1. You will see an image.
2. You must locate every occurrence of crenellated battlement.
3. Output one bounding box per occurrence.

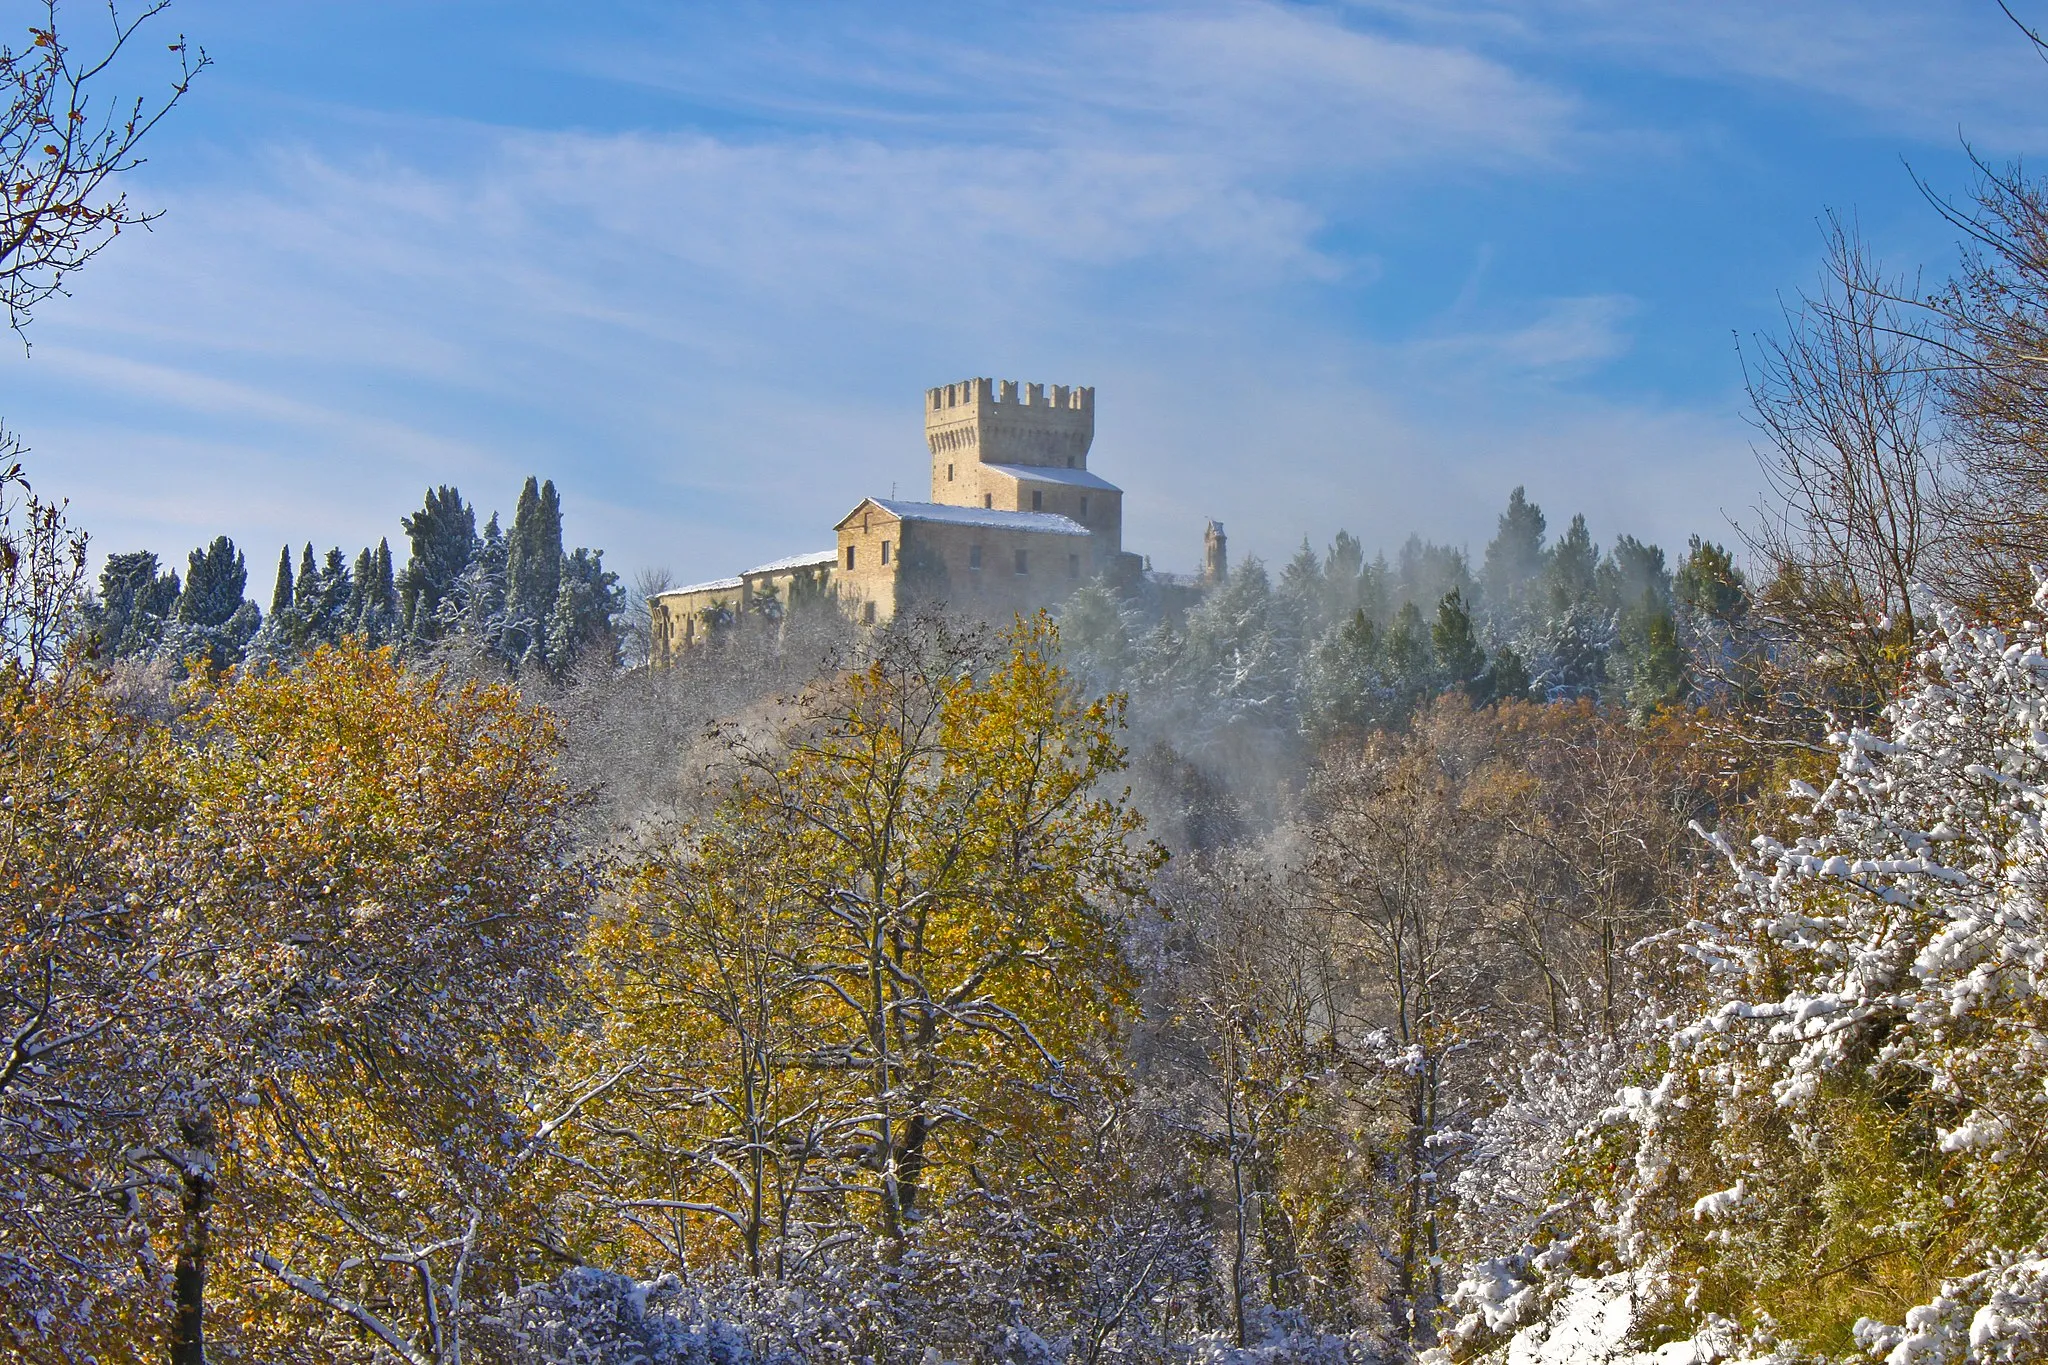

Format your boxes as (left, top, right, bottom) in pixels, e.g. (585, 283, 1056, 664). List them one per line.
(926, 377, 1094, 414)
(925, 376, 1095, 477)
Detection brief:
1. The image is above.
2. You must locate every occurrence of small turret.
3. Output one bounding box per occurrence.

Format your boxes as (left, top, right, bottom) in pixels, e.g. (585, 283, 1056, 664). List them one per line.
(1203, 520, 1228, 585)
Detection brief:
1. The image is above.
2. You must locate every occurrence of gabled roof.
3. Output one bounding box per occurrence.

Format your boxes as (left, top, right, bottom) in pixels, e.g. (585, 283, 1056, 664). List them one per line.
(981, 463, 1121, 492)
(834, 497, 1091, 537)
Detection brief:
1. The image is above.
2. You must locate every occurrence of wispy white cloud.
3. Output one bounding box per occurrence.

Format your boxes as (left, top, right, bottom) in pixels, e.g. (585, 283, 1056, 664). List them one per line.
(7, 0, 1771, 588)
(1352, 0, 2048, 149)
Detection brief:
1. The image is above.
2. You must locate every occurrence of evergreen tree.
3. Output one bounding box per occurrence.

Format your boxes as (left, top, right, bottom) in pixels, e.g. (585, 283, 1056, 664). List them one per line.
(1323, 530, 1367, 622)
(1395, 535, 1474, 617)
(451, 513, 509, 652)
(1674, 536, 1748, 622)
(363, 538, 398, 643)
(504, 476, 564, 664)
(176, 537, 247, 628)
(86, 551, 179, 659)
(545, 546, 623, 674)
(1384, 599, 1432, 701)
(1057, 582, 1134, 692)
(1301, 608, 1385, 732)
(167, 536, 258, 672)
(1599, 535, 1671, 612)
(398, 486, 476, 643)
(1431, 588, 1488, 693)
(1479, 644, 1532, 704)
(1482, 486, 1548, 631)
(269, 545, 294, 617)
(345, 548, 373, 633)
(1545, 513, 1599, 614)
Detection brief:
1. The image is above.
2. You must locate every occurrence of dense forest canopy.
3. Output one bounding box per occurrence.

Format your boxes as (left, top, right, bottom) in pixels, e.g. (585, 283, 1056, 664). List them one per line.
(11, 4, 2048, 1365)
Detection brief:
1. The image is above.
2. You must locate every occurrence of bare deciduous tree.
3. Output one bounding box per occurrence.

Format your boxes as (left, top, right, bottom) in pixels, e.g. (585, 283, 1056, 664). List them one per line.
(2, 0, 205, 337)
(1743, 219, 1945, 714)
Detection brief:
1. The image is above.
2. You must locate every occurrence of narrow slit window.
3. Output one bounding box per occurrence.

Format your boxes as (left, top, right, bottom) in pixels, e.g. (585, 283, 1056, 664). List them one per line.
(1068, 553, 1080, 578)
(1080, 495, 1089, 517)
(983, 493, 993, 509)
(845, 545, 856, 570)
(1015, 549, 1028, 576)
(969, 544, 982, 570)
(947, 463, 954, 481)
(880, 540, 890, 565)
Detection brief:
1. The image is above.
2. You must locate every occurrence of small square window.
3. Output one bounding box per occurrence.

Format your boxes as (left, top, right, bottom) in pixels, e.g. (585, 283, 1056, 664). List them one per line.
(970, 544, 982, 570)
(1068, 553, 1080, 578)
(983, 493, 992, 509)
(881, 540, 891, 565)
(1032, 490, 1043, 511)
(1015, 549, 1028, 576)
(845, 545, 856, 570)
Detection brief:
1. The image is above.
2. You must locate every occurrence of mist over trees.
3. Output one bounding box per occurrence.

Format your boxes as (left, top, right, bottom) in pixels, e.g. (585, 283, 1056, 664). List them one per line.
(19, 3, 2048, 1363)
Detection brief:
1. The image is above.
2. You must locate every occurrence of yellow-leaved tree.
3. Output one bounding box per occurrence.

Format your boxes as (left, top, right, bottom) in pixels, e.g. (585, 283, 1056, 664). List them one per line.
(573, 614, 1162, 1296)
(165, 642, 595, 1365)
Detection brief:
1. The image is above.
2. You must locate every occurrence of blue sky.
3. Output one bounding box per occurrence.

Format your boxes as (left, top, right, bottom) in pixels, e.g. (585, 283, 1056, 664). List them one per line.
(3, 0, 2038, 588)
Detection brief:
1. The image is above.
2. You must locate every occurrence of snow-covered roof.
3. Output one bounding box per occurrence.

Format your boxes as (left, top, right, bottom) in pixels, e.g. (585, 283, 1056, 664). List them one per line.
(743, 549, 836, 576)
(841, 498, 1092, 537)
(981, 463, 1121, 492)
(662, 576, 743, 598)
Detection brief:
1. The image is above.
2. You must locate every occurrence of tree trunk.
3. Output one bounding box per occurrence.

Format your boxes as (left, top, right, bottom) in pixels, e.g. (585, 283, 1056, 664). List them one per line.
(170, 1111, 217, 1365)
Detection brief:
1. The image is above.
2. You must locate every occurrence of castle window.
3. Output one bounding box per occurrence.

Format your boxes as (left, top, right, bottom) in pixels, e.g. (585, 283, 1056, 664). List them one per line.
(1031, 490, 1043, 511)
(969, 544, 982, 571)
(880, 540, 890, 565)
(1015, 549, 1028, 576)
(845, 545, 856, 570)
(947, 463, 954, 481)
(983, 493, 992, 509)
(863, 601, 876, 624)
(1066, 457, 1074, 468)
(1080, 495, 1089, 517)
(1068, 553, 1080, 578)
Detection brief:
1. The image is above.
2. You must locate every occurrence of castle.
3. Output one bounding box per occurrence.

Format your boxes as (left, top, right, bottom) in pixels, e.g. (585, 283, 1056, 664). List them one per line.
(649, 378, 1223, 663)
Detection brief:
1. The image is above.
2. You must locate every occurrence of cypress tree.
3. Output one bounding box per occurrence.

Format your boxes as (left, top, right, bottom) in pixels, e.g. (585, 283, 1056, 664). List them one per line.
(398, 486, 475, 641)
(347, 548, 374, 632)
(270, 545, 294, 616)
(505, 476, 564, 631)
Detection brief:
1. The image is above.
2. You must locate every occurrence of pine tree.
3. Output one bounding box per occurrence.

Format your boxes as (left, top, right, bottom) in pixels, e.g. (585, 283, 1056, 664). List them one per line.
(1431, 589, 1487, 693)
(1384, 600, 1431, 703)
(269, 546, 293, 617)
(1545, 514, 1599, 614)
(1482, 486, 1548, 632)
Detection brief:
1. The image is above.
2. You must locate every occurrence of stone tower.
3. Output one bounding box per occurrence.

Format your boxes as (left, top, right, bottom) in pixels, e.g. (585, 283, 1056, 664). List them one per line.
(1204, 520, 1228, 585)
(925, 377, 1095, 497)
